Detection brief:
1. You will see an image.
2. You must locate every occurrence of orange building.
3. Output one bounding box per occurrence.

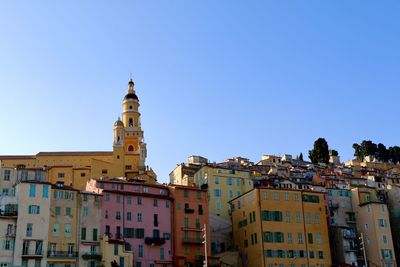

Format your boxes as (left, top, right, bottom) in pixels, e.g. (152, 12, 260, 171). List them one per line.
(169, 185, 219, 267)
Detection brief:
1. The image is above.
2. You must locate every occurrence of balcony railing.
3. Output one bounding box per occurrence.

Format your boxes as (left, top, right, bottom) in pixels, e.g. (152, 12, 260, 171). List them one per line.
(346, 218, 356, 224)
(82, 252, 102, 260)
(344, 245, 358, 252)
(6, 230, 16, 237)
(22, 250, 43, 257)
(182, 238, 203, 244)
(0, 210, 18, 217)
(145, 237, 166, 245)
(185, 208, 195, 214)
(47, 251, 78, 258)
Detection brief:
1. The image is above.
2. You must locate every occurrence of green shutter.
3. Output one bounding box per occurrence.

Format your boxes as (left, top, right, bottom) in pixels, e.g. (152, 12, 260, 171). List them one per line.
(10, 239, 14, 249)
(2, 240, 5, 249)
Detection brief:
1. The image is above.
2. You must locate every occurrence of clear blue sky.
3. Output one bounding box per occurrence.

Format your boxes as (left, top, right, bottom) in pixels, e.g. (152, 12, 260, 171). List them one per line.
(1, 1, 400, 182)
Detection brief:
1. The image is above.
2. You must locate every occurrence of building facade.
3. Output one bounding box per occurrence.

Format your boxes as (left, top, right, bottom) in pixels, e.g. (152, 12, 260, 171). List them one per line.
(230, 188, 332, 267)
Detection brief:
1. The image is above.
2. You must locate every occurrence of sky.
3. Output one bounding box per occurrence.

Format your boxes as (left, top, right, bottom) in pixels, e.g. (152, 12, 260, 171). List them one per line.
(1, 1, 400, 183)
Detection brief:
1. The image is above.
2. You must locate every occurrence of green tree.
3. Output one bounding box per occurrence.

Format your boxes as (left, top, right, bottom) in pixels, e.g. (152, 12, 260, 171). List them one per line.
(331, 150, 339, 156)
(309, 138, 330, 164)
(352, 143, 362, 160)
(376, 143, 389, 162)
(389, 146, 400, 164)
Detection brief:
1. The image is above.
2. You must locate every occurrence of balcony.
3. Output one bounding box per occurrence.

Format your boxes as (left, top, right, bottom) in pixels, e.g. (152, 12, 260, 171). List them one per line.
(6, 230, 16, 237)
(145, 237, 166, 245)
(22, 250, 43, 258)
(0, 210, 18, 217)
(82, 252, 102, 261)
(182, 238, 203, 244)
(344, 245, 358, 252)
(185, 208, 195, 214)
(47, 251, 78, 258)
(346, 218, 356, 224)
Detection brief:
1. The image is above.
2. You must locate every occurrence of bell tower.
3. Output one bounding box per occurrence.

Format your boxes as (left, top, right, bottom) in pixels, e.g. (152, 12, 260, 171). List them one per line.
(120, 79, 147, 175)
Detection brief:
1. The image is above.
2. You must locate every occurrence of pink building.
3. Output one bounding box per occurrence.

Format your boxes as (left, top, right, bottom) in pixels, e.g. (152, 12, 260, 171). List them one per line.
(94, 178, 173, 267)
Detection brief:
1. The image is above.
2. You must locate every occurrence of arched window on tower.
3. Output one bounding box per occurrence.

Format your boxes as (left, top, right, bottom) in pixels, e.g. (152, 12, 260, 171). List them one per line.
(129, 118, 133, 127)
(128, 145, 134, 152)
(117, 136, 120, 142)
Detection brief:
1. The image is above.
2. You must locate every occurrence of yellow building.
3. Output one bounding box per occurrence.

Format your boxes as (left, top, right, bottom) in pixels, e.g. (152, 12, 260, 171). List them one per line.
(47, 184, 79, 266)
(0, 79, 156, 190)
(100, 235, 133, 267)
(351, 186, 396, 266)
(193, 165, 253, 219)
(230, 188, 332, 267)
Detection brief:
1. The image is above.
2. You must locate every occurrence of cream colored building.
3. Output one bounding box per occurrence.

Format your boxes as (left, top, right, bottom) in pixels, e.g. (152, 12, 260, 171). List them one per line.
(47, 184, 79, 266)
(14, 181, 51, 267)
(194, 165, 253, 219)
(100, 235, 133, 267)
(78, 191, 102, 267)
(351, 186, 396, 266)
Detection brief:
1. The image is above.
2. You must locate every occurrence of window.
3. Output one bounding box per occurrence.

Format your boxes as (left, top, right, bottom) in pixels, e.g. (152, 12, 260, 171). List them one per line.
(124, 228, 134, 238)
(127, 212, 132, 221)
(383, 235, 388, 244)
(55, 206, 61, 215)
(237, 191, 241, 196)
(378, 219, 387, 227)
(273, 192, 279, 200)
(81, 228, 86, 240)
(153, 199, 158, 207)
(3, 170, 10, 181)
(302, 194, 320, 203)
(160, 247, 165, 260)
(288, 232, 293, 243)
(214, 176, 219, 184)
(83, 207, 89, 217)
(381, 204, 385, 212)
(138, 244, 143, 257)
(26, 223, 33, 237)
(305, 213, 311, 224)
(65, 224, 71, 238)
(53, 224, 59, 237)
(163, 233, 171, 240)
(29, 184, 36, 197)
(184, 190, 189, 198)
(294, 193, 299, 201)
(198, 205, 203, 215)
(116, 195, 121, 203)
(184, 217, 189, 228)
(298, 233, 303, 244)
(381, 249, 393, 259)
(284, 192, 289, 201)
(227, 178, 233, 185)
(93, 228, 98, 241)
(66, 207, 72, 216)
(216, 201, 221, 210)
(316, 233, 322, 244)
(214, 189, 221, 197)
(236, 178, 241, 186)
(2, 188, 9, 196)
(105, 194, 110, 202)
(137, 213, 142, 222)
(296, 212, 301, 223)
(65, 191, 74, 200)
(81, 172, 86, 177)
(314, 213, 320, 224)
(286, 211, 291, 223)
(114, 243, 119, 255)
(229, 190, 233, 199)
(143, 187, 149, 193)
(166, 200, 170, 208)
(308, 233, 313, 244)
(137, 197, 142, 205)
(116, 211, 121, 220)
(58, 173, 65, 178)
(28, 205, 40, 214)
(263, 191, 268, 200)
(42, 185, 49, 198)
(127, 196, 132, 204)
(197, 191, 201, 199)
(261, 210, 283, 221)
(102, 169, 108, 174)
